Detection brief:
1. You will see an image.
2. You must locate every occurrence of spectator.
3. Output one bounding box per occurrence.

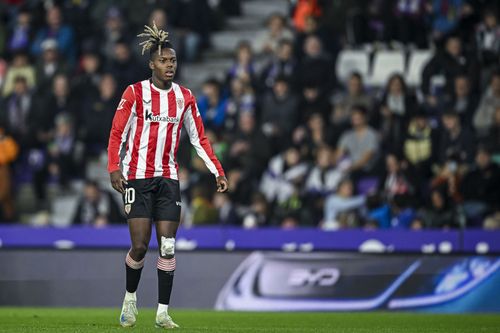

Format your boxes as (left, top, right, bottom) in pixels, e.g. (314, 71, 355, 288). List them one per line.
(358, 0, 393, 45)
(419, 187, 462, 229)
(475, 11, 500, 74)
(36, 74, 78, 127)
(34, 39, 69, 96)
(0, 76, 33, 146)
(105, 39, 145, 93)
(197, 78, 228, 131)
(294, 15, 337, 62)
(2, 51, 35, 96)
(253, 13, 293, 56)
(426, 0, 470, 40)
(72, 180, 122, 226)
(224, 78, 256, 133)
(72, 51, 102, 102)
(389, 194, 418, 229)
(375, 74, 417, 153)
(241, 193, 269, 228)
(226, 41, 257, 88)
(473, 71, 500, 136)
(227, 112, 270, 179)
(7, 8, 33, 53)
(443, 74, 479, 124)
(168, 0, 213, 62)
(437, 110, 475, 164)
(292, 0, 323, 32)
(298, 84, 331, 123)
(190, 185, 218, 225)
(403, 111, 436, 178)
(260, 76, 299, 152)
(331, 72, 373, 130)
(485, 107, 500, 161)
(337, 106, 380, 180)
(293, 113, 333, 160)
(305, 145, 346, 198)
(368, 193, 421, 230)
(31, 6, 76, 65)
(101, 7, 129, 61)
(46, 113, 77, 189)
(259, 145, 308, 204)
(213, 193, 239, 225)
(431, 158, 464, 204)
(461, 147, 500, 221)
(297, 35, 334, 92)
(80, 74, 119, 159)
(0, 127, 19, 221)
(380, 154, 417, 204)
(323, 178, 365, 230)
(422, 36, 478, 104)
(260, 39, 297, 91)
(392, 0, 428, 48)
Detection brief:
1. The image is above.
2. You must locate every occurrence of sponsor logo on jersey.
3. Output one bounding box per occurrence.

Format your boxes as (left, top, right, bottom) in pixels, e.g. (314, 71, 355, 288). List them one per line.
(145, 111, 179, 123)
(175, 201, 182, 206)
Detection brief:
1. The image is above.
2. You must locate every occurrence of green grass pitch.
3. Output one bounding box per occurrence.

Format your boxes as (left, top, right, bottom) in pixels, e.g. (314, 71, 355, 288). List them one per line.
(0, 308, 499, 333)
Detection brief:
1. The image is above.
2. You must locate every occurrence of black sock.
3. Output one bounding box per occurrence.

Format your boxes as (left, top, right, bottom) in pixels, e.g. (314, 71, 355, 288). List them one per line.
(157, 269, 175, 304)
(125, 252, 144, 293)
(126, 264, 143, 293)
(157, 257, 176, 304)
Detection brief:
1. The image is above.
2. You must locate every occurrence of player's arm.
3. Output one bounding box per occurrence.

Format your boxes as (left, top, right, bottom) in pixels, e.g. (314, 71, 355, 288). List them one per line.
(107, 85, 135, 193)
(184, 93, 228, 193)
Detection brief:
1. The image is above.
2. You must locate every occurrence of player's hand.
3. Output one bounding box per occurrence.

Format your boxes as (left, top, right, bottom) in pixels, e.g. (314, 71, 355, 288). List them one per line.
(216, 176, 229, 193)
(110, 170, 127, 194)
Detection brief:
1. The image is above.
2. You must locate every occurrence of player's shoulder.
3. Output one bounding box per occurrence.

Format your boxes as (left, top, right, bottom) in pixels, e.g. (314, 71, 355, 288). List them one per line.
(173, 82, 194, 98)
(129, 79, 151, 91)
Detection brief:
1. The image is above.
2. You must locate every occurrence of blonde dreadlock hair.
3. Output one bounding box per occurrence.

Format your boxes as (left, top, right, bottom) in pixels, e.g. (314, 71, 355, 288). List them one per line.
(137, 21, 172, 57)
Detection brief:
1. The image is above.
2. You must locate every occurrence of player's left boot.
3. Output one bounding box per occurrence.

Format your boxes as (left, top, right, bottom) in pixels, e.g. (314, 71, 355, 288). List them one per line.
(155, 312, 179, 329)
(120, 299, 138, 327)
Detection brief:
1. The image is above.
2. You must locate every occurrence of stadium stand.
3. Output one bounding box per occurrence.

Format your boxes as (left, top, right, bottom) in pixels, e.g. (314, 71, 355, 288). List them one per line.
(0, 0, 499, 232)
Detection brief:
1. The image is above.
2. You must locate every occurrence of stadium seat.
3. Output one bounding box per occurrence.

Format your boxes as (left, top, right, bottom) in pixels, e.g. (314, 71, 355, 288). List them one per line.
(335, 50, 370, 83)
(368, 51, 405, 87)
(356, 177, 379, 196)
(406, 50, 433, 87)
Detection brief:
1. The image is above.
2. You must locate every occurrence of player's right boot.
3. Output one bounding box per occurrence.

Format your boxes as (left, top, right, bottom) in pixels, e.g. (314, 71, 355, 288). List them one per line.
(155, 312, 179, 329)
(120, 299, 138, 327)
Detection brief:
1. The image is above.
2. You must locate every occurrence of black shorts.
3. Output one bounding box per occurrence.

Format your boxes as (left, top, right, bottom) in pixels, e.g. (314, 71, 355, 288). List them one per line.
(123, 177, 181, 222)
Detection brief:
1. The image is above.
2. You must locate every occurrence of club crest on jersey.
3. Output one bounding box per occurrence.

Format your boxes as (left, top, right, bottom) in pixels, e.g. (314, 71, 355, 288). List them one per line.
(145, 111, 179, 123)
(124, 204, 131, 214)
(176, 98, 184, 110)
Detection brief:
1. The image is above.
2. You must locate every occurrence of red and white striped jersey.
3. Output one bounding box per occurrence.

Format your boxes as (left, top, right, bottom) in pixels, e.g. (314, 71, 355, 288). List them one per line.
(107, 79, 225, 180)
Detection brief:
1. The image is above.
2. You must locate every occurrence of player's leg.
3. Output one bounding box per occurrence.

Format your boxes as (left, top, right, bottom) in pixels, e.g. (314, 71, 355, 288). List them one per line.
(120, 218, 152, 327)
(154, 220, 180, 329)
(153, 178, 182, 329)
(120, 178, 154, 327)
(126, 218, 152, 295)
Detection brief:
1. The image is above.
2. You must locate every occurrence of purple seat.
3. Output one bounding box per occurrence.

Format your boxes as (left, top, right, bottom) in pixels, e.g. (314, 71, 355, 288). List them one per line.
(356, 177, 379, 195)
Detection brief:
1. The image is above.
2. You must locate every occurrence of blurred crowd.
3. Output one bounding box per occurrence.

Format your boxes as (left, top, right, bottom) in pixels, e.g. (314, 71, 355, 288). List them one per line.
(0, 0, 499, 231)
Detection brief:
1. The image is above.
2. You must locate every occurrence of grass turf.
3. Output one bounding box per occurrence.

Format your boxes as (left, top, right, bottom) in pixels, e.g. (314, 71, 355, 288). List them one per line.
(0, 308, 499, 333)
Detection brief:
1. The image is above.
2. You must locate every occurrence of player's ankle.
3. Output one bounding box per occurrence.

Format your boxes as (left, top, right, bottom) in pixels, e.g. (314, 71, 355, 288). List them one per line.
(125, 291, 137, 302)
(156, 303, 169, 316)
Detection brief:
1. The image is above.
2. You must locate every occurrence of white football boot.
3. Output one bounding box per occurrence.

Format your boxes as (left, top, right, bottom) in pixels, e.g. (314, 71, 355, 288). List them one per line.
(120, 299, 138, 327)
(155, 312, 179, 329)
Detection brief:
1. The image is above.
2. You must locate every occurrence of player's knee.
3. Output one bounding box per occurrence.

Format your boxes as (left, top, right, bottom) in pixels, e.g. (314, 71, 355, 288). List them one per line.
(160, 236, 175, 259)
(130, 242, 148, 260)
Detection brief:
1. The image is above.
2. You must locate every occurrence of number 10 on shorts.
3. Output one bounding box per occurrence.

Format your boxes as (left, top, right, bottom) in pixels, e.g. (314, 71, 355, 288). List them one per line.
(124, 188, 136, 204)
